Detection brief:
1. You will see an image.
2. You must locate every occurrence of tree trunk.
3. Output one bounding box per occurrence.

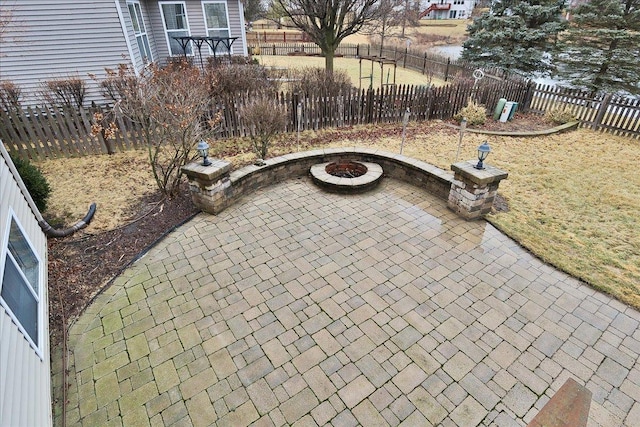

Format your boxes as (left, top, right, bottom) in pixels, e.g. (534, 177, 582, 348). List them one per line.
(324, 48, 335, 73)
(593, 38, 618, 92)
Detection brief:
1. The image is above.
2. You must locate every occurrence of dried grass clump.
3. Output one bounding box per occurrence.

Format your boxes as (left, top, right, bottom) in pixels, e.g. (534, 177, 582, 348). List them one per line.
(453, 98, 487, 125)
(545, 105, 575, 125)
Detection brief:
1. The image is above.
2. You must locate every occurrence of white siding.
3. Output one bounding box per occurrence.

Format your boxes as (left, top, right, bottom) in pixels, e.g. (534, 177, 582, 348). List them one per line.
(0, 0, 133, 106)
(0, 141, 51, 427)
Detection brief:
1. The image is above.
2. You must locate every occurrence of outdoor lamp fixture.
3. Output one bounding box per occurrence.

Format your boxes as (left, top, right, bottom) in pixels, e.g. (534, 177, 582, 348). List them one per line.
(475, 141, 491, 170)
(197, 140, 211, 166)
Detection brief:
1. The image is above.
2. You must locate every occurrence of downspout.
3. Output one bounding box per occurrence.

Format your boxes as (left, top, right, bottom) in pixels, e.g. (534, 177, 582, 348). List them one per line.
(1, 143, 97, 238)
(238, 0, 249, 56)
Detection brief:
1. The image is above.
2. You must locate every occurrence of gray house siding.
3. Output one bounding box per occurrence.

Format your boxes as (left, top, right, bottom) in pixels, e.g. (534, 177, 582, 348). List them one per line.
(0, 0, 133, 106)
(0, 141, 52, 427)
(0, 0, 246, 107)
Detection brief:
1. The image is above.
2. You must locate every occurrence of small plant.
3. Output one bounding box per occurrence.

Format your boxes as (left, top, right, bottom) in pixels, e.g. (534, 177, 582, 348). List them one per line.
(454, 98, 487, 125)
(41, 77, 86, 108)
(10, 154, 51, 212)
(239, 94, 288, 161)
(545, 105, 575, 125)
(0, 81, 22, 113)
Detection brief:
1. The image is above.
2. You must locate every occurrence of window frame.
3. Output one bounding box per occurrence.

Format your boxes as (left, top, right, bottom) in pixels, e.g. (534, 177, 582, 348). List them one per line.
(159, 1, 193, 56)
(0, 209, 44, 359)
(127, 1, 154, 63)
(201, 0, 232, 55)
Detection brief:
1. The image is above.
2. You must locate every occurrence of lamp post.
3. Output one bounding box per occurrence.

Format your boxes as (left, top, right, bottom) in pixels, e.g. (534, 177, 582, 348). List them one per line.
(197, 140, 212, 166)
(475, 141, 491, 170)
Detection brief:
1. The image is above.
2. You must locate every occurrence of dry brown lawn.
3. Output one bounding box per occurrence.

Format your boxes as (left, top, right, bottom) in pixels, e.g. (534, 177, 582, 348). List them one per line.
(39, 123, 640, 308)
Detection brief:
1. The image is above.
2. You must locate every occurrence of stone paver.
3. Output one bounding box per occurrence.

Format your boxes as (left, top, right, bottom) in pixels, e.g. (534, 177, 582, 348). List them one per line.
(60, 178, 640, 426)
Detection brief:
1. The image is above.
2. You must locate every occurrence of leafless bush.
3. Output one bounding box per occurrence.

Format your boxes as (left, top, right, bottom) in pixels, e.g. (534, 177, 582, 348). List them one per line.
(0, 80, 22, 113)
(290, 67, 353, 97)
(41, 77, 86, 108)
(206, 62, 278, 99)
(99, 60, 219, 196)
(239, 94, 288, 160)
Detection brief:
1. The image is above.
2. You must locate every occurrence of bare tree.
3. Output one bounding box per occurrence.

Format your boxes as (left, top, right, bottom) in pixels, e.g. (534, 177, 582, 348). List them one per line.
(274, 0, 381, 72)
(364, 0, 404, 50)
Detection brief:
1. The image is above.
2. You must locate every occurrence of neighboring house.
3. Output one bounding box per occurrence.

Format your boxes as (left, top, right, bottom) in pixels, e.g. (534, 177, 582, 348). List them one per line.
(420, 0, 476, 19)
(0, 140, 52, 426)
(0, 0, 248, 106)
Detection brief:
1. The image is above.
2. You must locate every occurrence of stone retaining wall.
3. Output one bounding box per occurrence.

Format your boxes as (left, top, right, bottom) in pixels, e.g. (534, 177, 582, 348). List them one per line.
(182, 148, 508, 220)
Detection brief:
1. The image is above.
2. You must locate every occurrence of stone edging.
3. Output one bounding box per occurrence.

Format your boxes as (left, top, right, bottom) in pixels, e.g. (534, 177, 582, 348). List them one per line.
(445, 120, 579, 137)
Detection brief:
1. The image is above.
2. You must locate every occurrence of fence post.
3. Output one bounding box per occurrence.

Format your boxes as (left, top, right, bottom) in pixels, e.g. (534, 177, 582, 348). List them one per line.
(272, 44, 276, 55)
(592, 93, 612, 131)
(445, 58, 450, 82)
(523, 81, 536, 113)
(423, 53, 427, 75)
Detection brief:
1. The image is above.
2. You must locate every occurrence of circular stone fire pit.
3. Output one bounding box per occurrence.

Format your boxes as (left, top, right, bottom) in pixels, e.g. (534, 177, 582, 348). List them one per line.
(310, 160, 383, 193)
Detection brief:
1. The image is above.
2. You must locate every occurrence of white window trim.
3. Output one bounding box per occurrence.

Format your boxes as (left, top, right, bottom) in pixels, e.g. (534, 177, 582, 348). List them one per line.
(127, 1, 154, 63)
(0, 208, 44, 360)
(201, 0, 233, 55)
(159, 1, 193, 56)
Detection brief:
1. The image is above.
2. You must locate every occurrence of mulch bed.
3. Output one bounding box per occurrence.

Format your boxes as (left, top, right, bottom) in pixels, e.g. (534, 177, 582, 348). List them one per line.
(48, 185, 198, 346)
(447, 112, 553, 132)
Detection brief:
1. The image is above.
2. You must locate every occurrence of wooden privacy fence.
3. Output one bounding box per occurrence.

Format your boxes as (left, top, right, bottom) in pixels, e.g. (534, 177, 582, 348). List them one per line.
(2, 81, 638, 161)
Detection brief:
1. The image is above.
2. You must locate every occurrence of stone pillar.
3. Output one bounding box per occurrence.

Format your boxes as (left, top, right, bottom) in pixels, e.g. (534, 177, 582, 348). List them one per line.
(448, 160, 508, 220)
(181, 159, 232, 214)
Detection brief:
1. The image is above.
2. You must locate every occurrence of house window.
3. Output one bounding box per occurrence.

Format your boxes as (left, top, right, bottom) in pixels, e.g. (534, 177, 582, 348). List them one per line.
(160, 2, 192, 56)
(1, 216, 41, 352)
(449, 10, 457, 18)
(128, 1, 153, 62)
(202, 1, 231, 54)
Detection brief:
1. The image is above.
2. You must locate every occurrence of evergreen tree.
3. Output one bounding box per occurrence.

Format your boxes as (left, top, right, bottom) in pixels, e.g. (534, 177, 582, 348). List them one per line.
(554, 0, 640, 95)
(461, 0, 566, 76)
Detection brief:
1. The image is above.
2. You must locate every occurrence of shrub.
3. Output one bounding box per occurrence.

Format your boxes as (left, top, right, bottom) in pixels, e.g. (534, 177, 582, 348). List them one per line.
(453, 98, 487, 125)
(41, 77, 86, 108)
(545, 105, 575, 125)
(290, 68, 353, 97)
(206, 62, 278, 99)
(100, 60, 219, 197)
(10, 155, 51, 212)
(0, 81, 22, 113)
(239, 93, 288, 160)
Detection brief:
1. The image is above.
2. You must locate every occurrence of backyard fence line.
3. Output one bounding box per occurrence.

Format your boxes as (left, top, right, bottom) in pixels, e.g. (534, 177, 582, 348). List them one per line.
(1, 81, 638, 161)
(249, 42, 510, 83)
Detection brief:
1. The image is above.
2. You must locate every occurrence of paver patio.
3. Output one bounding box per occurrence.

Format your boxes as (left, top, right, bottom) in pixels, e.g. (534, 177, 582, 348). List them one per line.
(60, 177, 640, 426)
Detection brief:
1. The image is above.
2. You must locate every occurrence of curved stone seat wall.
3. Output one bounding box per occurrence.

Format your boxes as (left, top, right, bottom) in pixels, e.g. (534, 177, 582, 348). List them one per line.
(182, 147, 507, 220)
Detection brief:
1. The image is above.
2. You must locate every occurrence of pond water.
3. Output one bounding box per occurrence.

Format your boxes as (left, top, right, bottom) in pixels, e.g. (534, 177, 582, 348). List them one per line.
(427, 45, 463, 59)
